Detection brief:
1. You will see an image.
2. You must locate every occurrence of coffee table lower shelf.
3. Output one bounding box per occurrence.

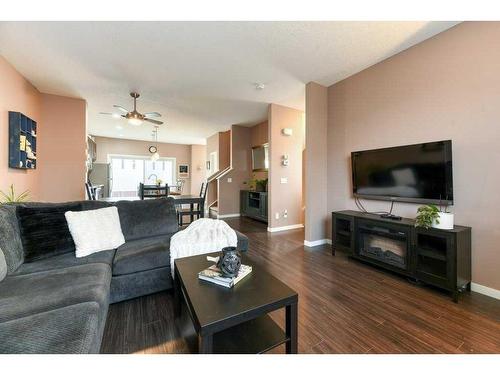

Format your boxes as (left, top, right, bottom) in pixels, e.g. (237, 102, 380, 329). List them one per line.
(211, 314, 288, 354)
(174, 253, 298, 354)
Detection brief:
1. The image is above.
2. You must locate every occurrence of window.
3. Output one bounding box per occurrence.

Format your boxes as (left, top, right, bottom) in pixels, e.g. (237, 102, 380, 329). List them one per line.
(109, 155, 176, 197)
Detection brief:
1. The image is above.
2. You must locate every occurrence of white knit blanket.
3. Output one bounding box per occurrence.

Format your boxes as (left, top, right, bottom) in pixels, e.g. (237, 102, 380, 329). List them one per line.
(170, 218, 237, 277)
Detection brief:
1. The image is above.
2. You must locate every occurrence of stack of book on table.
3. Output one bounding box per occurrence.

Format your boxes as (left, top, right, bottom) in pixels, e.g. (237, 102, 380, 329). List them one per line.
(198, 264, 252, 288)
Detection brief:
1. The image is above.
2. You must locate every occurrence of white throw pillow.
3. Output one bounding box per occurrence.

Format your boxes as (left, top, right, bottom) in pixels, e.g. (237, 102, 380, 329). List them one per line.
(65, 207, 125, 258)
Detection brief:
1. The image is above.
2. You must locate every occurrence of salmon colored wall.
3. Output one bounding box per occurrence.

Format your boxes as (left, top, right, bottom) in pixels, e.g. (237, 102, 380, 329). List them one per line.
(326, 22, 500, 291)
(205, 131, 231, 209)
(38, 94, 87, 202)
(93, 136, 192, 194)
(250, 121, 269, 181)
(0, 56, 42, 200)
(218, 125, 252, 216)
(206, 132, 218, 166)
(205, 130, 231, 174)
(219, 130, 231, 171)
(1, 57, 88, 203)
(305, 82, 328, 243)
(210, 122, 269, 217)
(268, 104, 305, 229)
(205, 132, 219, 207)
(251, 121, 268, 147)
(190, 144, 207, 195)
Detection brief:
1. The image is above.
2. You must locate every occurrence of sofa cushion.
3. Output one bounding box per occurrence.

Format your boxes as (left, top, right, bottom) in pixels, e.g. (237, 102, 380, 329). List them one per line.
(81, 200, 112, 211)
(0, 302, 101, 354)
(113, 235, 171, 276)
(115, 198, 178, 241)
(0, 248, 6, 282)
(110, 266, 172, 304)
(17, 202, 82, 262)
(0, 263, 111, 323)
(0, 204, 24, 273)
(12, 249, 115, 276)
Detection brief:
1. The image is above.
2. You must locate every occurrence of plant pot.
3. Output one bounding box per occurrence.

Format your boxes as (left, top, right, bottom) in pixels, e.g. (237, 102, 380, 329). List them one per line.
(255, 182, 267, 192)
(432, 212, 454, 230)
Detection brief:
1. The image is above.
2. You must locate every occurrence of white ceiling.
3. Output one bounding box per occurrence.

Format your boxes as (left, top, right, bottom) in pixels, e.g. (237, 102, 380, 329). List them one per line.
(0, 21, 459, 145)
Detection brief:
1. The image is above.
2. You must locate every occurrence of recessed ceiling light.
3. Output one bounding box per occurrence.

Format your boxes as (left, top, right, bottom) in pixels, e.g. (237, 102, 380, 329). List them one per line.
(115, 125, 124, 130)
(254, 82, 265, 90)
(118, 134, 124, 137)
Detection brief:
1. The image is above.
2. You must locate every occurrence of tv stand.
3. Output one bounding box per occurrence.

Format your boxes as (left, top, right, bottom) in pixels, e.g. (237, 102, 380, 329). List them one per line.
(332, 210, 471, 302)
(379, 213, 402, 220)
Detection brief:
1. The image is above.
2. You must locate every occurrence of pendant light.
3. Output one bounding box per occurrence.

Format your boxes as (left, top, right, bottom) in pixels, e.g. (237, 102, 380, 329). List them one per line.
(151, 126, 160, 161)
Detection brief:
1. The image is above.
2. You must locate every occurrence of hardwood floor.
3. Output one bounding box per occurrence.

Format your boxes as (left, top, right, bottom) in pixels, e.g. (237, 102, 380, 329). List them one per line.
(100, 217, 500, 354)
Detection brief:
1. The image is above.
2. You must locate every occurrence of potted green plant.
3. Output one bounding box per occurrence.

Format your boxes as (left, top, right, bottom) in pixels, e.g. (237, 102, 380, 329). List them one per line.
(415, 204, 454, 230)
(0, 184, 30, 203)
(254, 178, 268, 192)
(247, 178, 267, 192)
(244, 175, 268, 192)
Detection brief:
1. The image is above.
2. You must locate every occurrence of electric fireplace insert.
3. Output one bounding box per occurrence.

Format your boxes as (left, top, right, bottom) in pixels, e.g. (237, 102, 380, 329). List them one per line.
(357, 222, 410, 270)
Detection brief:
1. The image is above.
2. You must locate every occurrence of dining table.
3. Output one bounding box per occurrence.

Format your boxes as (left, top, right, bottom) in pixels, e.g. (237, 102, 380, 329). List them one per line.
(99, 194, 205, 222)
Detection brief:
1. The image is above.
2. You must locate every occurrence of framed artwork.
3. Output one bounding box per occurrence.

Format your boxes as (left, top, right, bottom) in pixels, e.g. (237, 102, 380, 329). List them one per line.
(178, 164, 189, 178)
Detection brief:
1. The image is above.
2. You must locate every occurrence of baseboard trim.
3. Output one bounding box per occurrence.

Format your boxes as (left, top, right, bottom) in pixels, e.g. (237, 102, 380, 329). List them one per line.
(304, 239, 329, 247)
(217, 213, 241, 219)
(267, 224, 304, 233)
(471, 282, 500, 300)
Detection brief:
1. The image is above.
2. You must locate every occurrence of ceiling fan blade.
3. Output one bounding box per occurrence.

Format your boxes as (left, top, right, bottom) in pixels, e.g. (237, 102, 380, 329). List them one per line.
(99, 112, 113, 115)
(144, 118, 164, 125)
(143, 112, 162, 118)
(113, 105, 129, 113)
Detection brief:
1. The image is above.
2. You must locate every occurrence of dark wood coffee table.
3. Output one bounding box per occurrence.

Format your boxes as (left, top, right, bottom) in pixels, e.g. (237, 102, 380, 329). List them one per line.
(174, 253, 298, 354)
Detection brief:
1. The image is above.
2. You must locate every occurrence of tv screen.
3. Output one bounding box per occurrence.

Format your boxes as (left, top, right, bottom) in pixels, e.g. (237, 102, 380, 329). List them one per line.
(351, 140, 453, 205)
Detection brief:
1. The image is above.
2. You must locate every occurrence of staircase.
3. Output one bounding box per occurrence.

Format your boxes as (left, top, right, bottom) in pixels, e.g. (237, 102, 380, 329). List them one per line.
(209, 204, 219, 219)
(206, 166, 232, 219)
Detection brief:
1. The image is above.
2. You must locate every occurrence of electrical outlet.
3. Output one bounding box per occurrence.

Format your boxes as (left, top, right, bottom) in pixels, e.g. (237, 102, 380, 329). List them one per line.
(283, 209, 288, 218)
(281, 154, 289, 167)
(280, 177, 288, 184)
(227, 177, 232, 183)
(275, 212, 280, 220)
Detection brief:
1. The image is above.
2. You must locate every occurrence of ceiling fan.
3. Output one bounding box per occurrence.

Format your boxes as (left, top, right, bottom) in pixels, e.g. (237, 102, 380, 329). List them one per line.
(100, 92, 163, 126)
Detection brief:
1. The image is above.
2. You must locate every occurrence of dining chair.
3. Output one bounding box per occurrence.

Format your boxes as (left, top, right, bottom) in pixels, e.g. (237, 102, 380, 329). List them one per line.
(177, 179, 185, 194)
(177, 182, 208, 226)
(139, 183, 169, 200)
(139, 182, 144, 200)
(85, 182, 96, 200)
(169, 179, 185, 196)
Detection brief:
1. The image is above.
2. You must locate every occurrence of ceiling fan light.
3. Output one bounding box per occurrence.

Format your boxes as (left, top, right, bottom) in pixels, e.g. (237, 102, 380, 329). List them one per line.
(128, 118, 143, 126)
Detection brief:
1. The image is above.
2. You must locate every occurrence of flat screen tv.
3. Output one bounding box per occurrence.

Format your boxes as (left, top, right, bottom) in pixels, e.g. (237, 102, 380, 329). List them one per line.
(351, 140, 453, 205)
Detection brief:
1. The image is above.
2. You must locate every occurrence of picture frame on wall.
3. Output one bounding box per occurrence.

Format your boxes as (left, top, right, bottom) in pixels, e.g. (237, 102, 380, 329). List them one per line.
(178, 164, 189, 178)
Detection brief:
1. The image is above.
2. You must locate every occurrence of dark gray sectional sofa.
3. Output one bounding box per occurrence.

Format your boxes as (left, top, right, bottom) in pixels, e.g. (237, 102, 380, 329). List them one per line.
(0, 198, 248, 354)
